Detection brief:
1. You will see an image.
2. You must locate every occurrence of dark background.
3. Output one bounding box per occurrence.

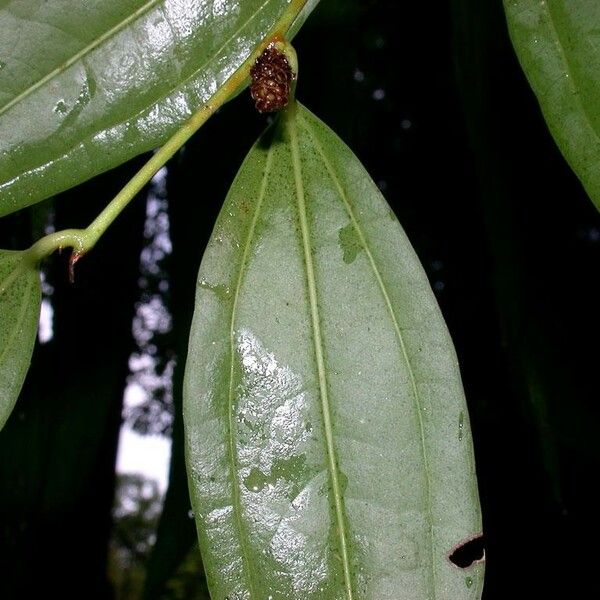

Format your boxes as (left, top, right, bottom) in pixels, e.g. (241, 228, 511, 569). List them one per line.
(1, 0, 599, 598)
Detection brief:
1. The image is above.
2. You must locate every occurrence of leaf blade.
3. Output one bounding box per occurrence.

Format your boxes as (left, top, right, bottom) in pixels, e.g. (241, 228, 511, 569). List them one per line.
(297, 110, 443, 595)
(0, 0, 316, 217)
(0, 251, 41, 430)
(184, 104, 484, 599)
(504, 0, 600, 211)
(288, 112, 355, 596)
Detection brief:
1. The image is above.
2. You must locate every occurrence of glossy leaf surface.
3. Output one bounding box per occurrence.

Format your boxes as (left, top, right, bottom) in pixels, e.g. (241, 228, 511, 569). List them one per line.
(184, 103, 484, 599)
(504, 0, 600, 211)
(0, 251, 41, 430)
(0, 0, 314, 217)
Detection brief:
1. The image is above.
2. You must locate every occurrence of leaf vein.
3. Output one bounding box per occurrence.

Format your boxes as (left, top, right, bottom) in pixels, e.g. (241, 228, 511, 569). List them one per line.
(0, 0, 164, 116)
(226, 140, 275, 598)
(300, 113, 438, 597)
(0, 257, 26, 297)
(0, 275, 36, 373)
(1, 0, 275, 186)
(287, 112, 355, 600)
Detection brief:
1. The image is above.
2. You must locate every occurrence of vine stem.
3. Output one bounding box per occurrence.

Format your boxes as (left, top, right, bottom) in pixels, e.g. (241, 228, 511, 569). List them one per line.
(25, 0, 309, 273)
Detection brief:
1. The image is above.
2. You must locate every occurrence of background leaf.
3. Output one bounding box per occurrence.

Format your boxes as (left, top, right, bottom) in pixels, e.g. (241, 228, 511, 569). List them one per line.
(0, 250, 40, 430)
(504, 0, 600, 211)
(0, 0, 315, 217)
(0, 179, 146, 598)
(184, 104, 484, 599)
(453, 1, 600, 595)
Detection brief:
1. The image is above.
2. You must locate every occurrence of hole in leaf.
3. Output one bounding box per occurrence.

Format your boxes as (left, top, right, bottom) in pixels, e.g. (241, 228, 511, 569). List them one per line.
(448, 534, 485, 568)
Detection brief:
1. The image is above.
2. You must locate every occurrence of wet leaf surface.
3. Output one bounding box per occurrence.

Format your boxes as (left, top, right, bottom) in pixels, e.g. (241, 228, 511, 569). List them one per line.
(183, 103, 484, 599)
(0, 0, 314, 216)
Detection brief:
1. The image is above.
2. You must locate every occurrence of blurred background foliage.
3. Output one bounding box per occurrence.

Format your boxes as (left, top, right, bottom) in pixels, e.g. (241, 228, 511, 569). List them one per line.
(1, 1, 599, 598)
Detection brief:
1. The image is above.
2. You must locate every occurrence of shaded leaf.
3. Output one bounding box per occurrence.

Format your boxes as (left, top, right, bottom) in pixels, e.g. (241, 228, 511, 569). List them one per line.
(287, 0, 320, 38)
(504, 0, 600, 211)
(184, 103, 484, 599)
(0, 250, 40, 430)
(0, 195, 145, 597)
(0, 0, 316, 217)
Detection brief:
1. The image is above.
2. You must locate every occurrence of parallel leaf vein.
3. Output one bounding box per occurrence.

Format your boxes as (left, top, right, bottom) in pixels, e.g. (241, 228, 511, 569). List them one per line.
(226, 141, 275, 598)
(0, 0, 164, 116)
(287, 112, 355, 600)
(0, 0, 274, 190)
(300, 114, 437, 597)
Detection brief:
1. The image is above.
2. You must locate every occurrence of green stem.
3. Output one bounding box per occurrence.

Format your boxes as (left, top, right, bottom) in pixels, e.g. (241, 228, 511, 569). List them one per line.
(27, 229, 87, 264)
(25, 0, 308, 270)
(273, 39, 299, 100)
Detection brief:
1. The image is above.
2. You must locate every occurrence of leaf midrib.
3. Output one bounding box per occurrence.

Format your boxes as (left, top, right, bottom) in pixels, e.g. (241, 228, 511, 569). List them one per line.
(0, 0, 165, 117)
(226, 142, 275, 597)
(287, 111, 355, 600)
(0, 0, 274, 184)
(299, 113, 437, 597)
(0, 0, 278, 121)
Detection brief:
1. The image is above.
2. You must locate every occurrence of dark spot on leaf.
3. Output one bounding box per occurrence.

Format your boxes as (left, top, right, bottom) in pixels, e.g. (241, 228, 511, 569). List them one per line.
(448, 534, 485, 568)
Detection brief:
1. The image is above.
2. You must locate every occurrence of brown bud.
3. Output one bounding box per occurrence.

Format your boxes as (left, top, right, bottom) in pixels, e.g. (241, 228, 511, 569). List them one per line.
(250, 45, 293, 113)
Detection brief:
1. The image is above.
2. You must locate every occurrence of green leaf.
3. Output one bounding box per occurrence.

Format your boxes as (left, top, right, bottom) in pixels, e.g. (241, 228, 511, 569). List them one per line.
(504, 0, 600, 211)
(0, 251, 41, 430)
(184, 103, 484, 599)
(287, 0, 319, 38)
(0, 0, 316, 217)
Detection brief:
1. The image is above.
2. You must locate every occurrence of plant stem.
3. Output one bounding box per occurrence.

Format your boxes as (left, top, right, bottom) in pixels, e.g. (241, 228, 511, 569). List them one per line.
(25, 0, 309, 270)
